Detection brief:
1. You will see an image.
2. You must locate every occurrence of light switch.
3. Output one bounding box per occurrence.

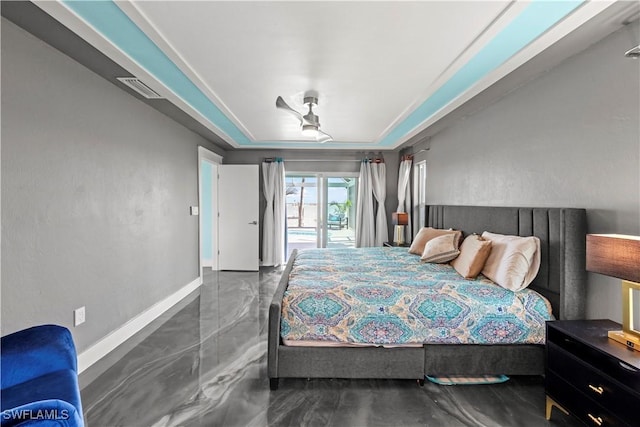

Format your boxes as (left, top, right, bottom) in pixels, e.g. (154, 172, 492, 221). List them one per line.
(74, 307, 85, 326)
(190, 206, 199, 216)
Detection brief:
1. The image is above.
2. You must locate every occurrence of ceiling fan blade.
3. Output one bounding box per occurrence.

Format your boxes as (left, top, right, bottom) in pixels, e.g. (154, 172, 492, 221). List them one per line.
(316, 130, 333, 143)
(276, 96, 303, 126)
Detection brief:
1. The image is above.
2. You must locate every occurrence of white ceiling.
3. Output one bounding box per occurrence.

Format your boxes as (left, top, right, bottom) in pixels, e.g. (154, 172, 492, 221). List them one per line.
(127, 1, 509, 143)
(33, 0, 639, 150)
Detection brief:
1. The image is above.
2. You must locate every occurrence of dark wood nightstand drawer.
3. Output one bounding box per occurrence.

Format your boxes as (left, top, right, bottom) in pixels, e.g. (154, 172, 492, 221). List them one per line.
(546, 373, 627, 427)
(545, 320, 640, 426)
(547, 326, 640, 393)
(547, 341, 637, 424)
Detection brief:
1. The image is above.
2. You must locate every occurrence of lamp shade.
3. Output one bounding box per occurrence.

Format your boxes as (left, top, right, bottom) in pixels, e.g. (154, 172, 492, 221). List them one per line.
(392, 212, 409, 226)
(586, 234, 640, 283)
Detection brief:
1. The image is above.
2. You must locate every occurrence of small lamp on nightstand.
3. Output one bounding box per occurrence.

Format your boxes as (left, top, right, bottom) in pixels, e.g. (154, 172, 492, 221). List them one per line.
(586, 234, 640, 351)
(392, 212, 409, 245)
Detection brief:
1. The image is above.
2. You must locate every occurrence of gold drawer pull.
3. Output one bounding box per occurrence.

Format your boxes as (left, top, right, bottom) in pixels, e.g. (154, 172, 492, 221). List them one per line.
(588, 384, 604, 395)
(588, 414, 603, 426)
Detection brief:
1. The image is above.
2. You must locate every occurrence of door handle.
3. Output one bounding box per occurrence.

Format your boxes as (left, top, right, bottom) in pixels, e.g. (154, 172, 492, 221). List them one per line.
(248, 221, 258, 225)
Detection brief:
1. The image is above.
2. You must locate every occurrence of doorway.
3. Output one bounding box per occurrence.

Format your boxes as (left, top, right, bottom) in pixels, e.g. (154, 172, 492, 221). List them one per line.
(285, 173, 358, 257)
(198, 147, 222, 275)
(198, 148, 259, 273)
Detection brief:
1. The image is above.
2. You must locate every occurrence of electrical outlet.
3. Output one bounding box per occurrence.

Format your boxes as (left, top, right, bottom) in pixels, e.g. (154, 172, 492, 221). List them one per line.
(74, 306, 86, 326)
(190, 206, 199, 216)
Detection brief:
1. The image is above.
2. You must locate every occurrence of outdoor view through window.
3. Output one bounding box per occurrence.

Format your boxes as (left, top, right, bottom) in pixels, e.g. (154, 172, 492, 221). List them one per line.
(285, 175, 357, 257)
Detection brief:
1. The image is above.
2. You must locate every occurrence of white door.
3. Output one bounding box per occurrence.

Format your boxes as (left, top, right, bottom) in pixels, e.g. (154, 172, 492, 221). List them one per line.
(218, 165, 259, 271)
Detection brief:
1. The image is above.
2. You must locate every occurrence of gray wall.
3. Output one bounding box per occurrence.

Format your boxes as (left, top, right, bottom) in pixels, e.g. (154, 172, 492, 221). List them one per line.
(1, 19, 222, 350)
(411, 24, 639, 322)
(224, 149, 400, 254)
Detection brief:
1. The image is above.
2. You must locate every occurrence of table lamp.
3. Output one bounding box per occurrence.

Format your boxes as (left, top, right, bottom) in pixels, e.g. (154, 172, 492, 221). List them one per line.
(392, 212, 409, 245)
(586, 234, 640, 351)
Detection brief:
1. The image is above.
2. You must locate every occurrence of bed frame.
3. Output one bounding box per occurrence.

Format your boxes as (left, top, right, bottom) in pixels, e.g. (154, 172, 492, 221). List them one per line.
(268, 205, 587, 390)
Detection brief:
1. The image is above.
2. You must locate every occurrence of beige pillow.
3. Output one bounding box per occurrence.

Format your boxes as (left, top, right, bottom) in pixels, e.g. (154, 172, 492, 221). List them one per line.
(451, 235, 493, 279)
(409, 227, 462, 255)
(420, 234, 461, 263)
(481, 231, 541, 291)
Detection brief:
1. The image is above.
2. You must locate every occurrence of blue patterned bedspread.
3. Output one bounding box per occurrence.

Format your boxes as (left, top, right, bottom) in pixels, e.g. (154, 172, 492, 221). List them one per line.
(281, 247, 554, 345)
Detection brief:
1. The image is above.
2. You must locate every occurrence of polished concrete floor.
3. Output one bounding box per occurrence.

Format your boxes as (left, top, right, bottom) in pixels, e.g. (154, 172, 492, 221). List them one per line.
(80, 267, 582, 427)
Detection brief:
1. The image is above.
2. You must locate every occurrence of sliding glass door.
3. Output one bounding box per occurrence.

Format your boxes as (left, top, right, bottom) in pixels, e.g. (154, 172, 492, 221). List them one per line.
(285, 175, 318, 253)
(285, 173, 357, 257)
(325, 176, 357, 249)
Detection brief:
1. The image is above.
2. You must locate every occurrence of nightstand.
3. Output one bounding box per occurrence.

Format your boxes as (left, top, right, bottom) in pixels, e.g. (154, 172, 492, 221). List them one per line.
(545, 320, 640, 426)
(383, 242, 410, 247)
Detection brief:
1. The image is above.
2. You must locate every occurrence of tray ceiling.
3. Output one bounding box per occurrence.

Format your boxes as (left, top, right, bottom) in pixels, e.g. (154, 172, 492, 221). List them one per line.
(29, 0, 636, 150)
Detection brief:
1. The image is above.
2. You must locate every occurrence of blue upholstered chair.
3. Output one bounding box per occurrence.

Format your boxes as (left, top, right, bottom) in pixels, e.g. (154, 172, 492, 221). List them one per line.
(1, 325, 84, 426)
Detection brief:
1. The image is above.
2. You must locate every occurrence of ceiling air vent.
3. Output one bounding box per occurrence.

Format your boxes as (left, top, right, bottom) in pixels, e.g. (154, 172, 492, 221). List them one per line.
(116, 77, 164, 99)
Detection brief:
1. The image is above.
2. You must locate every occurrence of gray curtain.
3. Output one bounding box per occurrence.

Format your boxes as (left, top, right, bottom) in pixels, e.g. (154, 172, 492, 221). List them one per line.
(262, 159, 286, 266)
(370, 162, 388, 246)
(355, 160, 375, 247)
(396, 157, 412, 242)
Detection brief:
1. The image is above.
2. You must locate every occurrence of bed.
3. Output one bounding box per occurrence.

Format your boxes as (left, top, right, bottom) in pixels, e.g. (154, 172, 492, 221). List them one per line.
(268, 205, 587, 390)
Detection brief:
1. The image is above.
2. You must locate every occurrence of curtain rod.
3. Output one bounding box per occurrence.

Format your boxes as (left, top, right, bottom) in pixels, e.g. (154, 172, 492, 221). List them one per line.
(286, 159, 363, 162)
(264, 158, 362, 163)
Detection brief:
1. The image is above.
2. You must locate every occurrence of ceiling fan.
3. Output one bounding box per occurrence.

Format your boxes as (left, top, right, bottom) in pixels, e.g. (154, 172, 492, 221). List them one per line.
(276, 95, 333, 143)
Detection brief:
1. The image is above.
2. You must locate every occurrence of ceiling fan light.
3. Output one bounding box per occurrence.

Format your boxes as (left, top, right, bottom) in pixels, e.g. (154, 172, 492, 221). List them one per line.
(301, 124, 319, 137)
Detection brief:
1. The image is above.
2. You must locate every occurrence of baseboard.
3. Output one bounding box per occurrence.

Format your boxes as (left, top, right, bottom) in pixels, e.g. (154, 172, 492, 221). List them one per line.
(202, 258, 213, 267)
(77, 276, 202, 374)
(77, 287, 200, 389)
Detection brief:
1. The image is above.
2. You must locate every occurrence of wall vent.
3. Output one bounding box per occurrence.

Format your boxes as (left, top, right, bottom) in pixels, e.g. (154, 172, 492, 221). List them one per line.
(116, 77, 164, 99)
(624, 45, 640, 59)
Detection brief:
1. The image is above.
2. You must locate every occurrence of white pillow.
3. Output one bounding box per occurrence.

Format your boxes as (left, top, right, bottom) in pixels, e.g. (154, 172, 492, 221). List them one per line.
(481, 231, 541, 291)
(420, 233, 460, 263)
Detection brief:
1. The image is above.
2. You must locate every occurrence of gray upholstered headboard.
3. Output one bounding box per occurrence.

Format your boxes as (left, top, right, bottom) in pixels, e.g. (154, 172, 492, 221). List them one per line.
(426, 205, 587, 320)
